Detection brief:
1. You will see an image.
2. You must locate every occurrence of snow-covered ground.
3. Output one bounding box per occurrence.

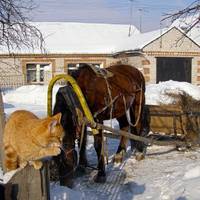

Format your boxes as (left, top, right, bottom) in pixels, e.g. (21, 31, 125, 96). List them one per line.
(1, 80, 200, 200)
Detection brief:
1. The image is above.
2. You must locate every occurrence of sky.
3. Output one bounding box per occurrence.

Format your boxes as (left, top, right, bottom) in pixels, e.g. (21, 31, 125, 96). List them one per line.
(32, 0, 194, 32)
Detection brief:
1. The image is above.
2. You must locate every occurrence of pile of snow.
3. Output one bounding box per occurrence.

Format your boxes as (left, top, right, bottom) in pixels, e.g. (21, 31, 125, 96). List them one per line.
(121, 146, 200, 200)
(3, 84, 61, 106)
(3, 80, 200, 107)
(0, 168, 21, 184)
(184, 166, 200, 180)
(0, 167, 3, 182)
(50, 183, 83, 200)
(1, 80, 200, 200)
(145, 80, 200, 105)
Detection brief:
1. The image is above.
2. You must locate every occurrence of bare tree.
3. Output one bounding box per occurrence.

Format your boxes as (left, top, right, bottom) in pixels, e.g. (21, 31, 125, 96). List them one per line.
(0, 0, 44, 52)
(162, 0, 200, 33)
(0, 0, 45, 167)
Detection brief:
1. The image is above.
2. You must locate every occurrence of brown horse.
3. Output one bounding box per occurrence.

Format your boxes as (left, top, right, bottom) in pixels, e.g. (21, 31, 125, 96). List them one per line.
(53, 64, 149, 187)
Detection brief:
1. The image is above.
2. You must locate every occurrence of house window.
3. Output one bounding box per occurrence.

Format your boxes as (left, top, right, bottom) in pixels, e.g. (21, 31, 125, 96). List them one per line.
(67, 63, 101, 75)
(26, 63, 49, 84)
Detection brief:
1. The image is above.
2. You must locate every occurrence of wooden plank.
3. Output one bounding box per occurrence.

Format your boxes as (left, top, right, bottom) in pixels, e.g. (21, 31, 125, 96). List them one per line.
(1, 163, 50, 200)
(148, 104, 184, 135)
(84, 118, 187, 146)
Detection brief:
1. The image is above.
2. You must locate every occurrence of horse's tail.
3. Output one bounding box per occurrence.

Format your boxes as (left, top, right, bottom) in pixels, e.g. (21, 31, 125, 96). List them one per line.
(123, 83, 144, 128)
(131, 84, 144, 127)
(133, 69, 146, 127)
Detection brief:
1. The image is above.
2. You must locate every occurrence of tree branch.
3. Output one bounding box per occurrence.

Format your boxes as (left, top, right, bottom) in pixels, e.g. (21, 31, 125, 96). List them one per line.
(0, 0, 45, 53)
(162, 1, 200, 32)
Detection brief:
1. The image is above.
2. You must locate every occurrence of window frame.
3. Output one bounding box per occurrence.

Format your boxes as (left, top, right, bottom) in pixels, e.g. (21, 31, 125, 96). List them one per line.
(22, 59, 55, 84)
(64, 59, 106, 74)
(26, 63, 51, 84)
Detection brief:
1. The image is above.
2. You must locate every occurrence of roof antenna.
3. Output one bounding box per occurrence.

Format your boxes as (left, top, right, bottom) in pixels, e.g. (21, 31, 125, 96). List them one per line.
(128, 0, 134, 37)
(159, 20, 163, 48)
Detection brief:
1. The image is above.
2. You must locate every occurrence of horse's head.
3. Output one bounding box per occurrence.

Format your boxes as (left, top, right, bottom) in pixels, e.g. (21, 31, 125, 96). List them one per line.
(70, 63, 91, 79)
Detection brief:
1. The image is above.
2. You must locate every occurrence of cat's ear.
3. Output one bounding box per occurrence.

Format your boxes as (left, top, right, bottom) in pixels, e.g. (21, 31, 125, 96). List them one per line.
(52, 113, 62, 123)
(49, 113, 62, 131)
(49, 120, 58, 131)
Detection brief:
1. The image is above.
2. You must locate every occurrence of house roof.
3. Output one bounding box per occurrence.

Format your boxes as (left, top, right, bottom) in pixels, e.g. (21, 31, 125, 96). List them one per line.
(171, 16, 200, 46)
(0, 22, 140, 54)
(115, 28, 166, 52)
(0, 22, 199, 55)
(115, 26, 200, 53)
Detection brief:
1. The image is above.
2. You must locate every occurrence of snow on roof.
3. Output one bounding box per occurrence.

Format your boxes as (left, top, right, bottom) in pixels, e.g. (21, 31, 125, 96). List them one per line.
(39, 22, 141, 54)
(1, 22, 177, 54)
(171, 15, 199, 30)
(0, 22, 140, 54)
(115, 28, 166, 52)
(115, 26, 200, 53)
(186, 27, 200, 45)
(171, 15, 200, 45)
(1, 21, 198, 54)
(30, 22, 174, 54)
(31, 22, 172, 54)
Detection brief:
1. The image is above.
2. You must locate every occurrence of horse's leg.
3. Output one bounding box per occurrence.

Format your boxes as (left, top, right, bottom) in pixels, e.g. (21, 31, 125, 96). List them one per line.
(76, 126, 88, 175)
(130, 95, 149, 161)
(52, 89, 80, 187)
(113, 114, 129, 163)
(94, 129, 106, 183)
(53, 110, 77, 188)
(54, 131, 77, 188)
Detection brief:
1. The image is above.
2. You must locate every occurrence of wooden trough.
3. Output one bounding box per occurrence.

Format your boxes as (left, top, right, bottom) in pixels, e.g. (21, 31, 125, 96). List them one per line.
(148, 104, 200, 143)
(85, 103, 200, 147)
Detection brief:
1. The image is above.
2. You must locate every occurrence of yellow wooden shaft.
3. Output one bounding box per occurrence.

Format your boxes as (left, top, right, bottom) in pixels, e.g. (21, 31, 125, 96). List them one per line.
(47, 74, 98, 134)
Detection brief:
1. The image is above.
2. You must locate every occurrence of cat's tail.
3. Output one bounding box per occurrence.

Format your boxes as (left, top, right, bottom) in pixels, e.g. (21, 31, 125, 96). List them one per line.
(4, 144, 18, 171)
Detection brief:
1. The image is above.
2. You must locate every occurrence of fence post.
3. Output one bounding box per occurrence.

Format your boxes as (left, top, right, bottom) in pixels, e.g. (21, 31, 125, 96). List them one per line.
(0, 88, 5, 168)
(4, 163, 50, 200)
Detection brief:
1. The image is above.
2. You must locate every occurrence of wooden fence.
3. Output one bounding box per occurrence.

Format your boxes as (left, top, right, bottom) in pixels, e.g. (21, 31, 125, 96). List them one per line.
(0, 75, 25, 91)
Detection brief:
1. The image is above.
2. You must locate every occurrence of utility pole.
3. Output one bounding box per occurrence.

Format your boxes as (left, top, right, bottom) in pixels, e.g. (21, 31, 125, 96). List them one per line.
(139, 8, 142, 33)
(128, 0, 134, 37)
(138, 8, 148, 33)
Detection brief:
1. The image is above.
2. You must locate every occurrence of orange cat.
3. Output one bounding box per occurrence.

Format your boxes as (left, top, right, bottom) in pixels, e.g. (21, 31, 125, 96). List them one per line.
(3, 110, 64, 171)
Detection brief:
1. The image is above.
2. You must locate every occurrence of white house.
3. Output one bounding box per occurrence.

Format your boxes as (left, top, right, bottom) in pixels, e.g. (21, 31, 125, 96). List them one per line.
(0, 22, 200, 89)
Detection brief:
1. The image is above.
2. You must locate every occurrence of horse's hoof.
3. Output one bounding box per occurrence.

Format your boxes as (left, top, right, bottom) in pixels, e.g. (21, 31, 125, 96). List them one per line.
(60, 179, 74, 188)
(113, 154, 123, 163)
(75, 165, 87, 177)
(113, 150, 125, 163)
(135, 152, 145, 161)
(94, 174, 106, 183)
